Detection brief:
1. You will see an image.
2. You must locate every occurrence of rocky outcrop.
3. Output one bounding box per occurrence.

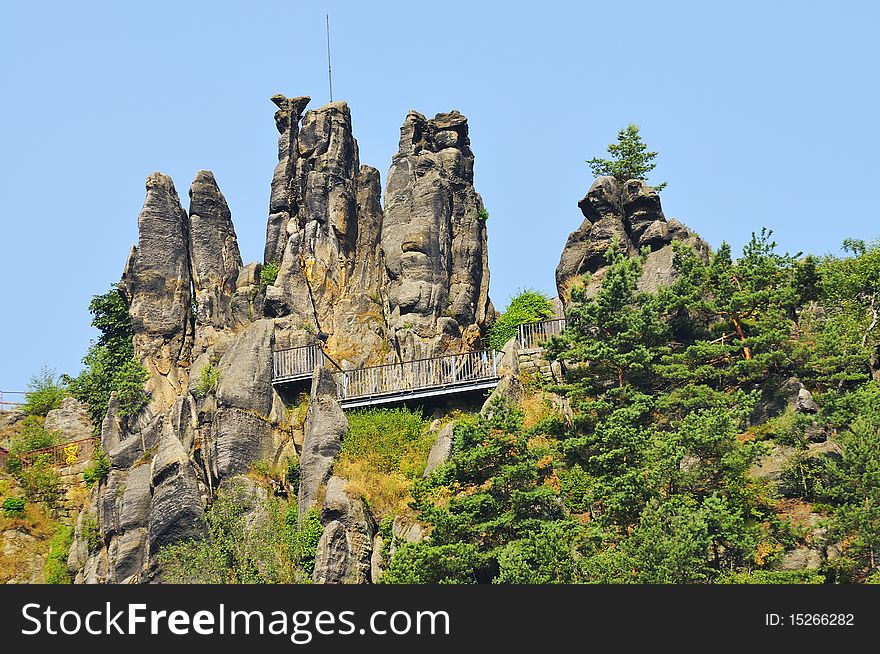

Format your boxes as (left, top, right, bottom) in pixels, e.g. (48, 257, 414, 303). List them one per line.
(263, 97, 388, 368)
(264, 94, 312, 266)
(71, 94, 501, 585)
(120, 173, 194, 409)
(45, 398, 93, 442)
(424, 421, 455, 476)
(312, 476, 375, 584)
(555, 177, 709, 304)
(210, 319, 283, 478)
(188, 171, 243, 337)
(298, 367, 347, 521)
(383, 110, 493, 360)
(481, 338, 524, 415)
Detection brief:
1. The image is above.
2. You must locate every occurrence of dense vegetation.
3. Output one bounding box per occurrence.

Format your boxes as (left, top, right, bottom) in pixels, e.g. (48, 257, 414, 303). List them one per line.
(488, 289, 554, 350)
(63, 286, 149, 428)
(334, 407, 434, 518)
(384, 234, 880, 584)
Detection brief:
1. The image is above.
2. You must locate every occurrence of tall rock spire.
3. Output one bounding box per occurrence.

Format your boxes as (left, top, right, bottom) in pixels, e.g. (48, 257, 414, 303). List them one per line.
(382, 110, 493, 360)
(120, 172, 194, 408)
(188, 170, 242, 334)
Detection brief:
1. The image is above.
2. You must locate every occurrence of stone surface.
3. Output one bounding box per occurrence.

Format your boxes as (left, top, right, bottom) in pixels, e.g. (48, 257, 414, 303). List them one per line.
(424, 422, 455, 476)
(298, 367, 347, 521)
(45, 397, 94, 442)
(147, 428, 205, 556)
(382, 110, 493, 360)
(482, 338, 524, 415)
(120, 172, 194, 409)
(264, 97, 388, 368)
(312, 476, 375, 584)
(188, 170, 243, 335)
(556, 176, 708, 304)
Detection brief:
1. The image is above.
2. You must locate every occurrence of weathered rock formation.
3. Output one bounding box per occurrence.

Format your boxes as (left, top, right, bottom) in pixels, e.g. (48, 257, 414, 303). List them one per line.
(555, 176, 709, 304)
(263, 97, 388, 368)
(188, 170, 243, 339)
(120, 173, 194, 409)
(70, 94, 496, 585)
(383, 110, 494, 360)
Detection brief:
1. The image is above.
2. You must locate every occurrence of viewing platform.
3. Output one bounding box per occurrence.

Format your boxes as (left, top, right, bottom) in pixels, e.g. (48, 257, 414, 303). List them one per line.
(272, 345, 326, 384)
(271, 346, 501, 409)
(271, 318, 568, 409)
(517, 318, 567, 349)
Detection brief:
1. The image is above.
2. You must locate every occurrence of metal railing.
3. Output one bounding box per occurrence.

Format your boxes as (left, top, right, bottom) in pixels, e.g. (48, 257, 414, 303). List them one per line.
(272, 345, 325, 383)
(0, 390, 26, 409)
(335, 350, 500, 403)
(13, 437, 98, 469)
(517, 318, 567, 349)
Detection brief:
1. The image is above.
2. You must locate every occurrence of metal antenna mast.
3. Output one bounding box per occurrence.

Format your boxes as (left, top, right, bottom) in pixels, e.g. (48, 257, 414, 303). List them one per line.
(326, 14, 333, 103)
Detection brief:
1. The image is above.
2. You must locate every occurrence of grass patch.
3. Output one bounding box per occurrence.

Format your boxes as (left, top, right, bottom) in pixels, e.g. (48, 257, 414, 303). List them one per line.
(333, 407, 433, 518)
(0, 501, 59, 583)
(44, 525, 73, 584)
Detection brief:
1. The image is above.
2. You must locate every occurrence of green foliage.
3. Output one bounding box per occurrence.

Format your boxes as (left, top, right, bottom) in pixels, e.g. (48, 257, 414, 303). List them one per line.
(286, 458, 301, 490)
(159, 479, 297, 583)
(260, 261, 280, 286)
(44, 525, 73, 584)
(23, 367, 66, 417)
(291, 507, 323, 577)
(17, 459, 61, 507)
(5, 417, 58, 473)
(717, 569, 825, 584)
(79, 514, 102, 552)
(82, 445, 110, 487)
(63, 286, 150, 427)
(488, 288, 554, 350)
(477, 207, 489, 222)
(586, 123, 667, 191)
(113, 358, 150, 418)
(195, 362, 222, 397)
(384, 400, 572, 583)
(2, 496, 25, 517)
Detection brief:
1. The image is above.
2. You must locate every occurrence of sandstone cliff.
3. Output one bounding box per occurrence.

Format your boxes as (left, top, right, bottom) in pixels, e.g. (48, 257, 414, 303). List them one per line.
(69, 95, 495, 584)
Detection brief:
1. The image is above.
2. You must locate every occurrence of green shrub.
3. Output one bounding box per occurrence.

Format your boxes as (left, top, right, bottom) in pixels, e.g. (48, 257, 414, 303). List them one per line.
(23, 367, 66, 417)
(2, 496, 25, 517)
(64, 286, 151, 428)
(5, 416, 58, 474)
(114, 358, 150, 418)
(286, 458, 301, 490)
(195, 362, 222, 397)
(159, 480, 297, 584)
(79, 514, 102, 552)
(717, 570, 825, 584)
(488, 288, 554, 350)
(290, 507, 324, 577)
(260, 262, 280, 286)
(44, 526, 74, 584)
(17, 458, 61, 507)
(83, 445, 110, 487)
(477, 207, 489, 222)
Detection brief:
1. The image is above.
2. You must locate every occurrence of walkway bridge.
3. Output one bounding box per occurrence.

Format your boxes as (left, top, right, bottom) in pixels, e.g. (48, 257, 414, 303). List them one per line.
(273, 346, 500, 408)
(271, 318, 567, 409)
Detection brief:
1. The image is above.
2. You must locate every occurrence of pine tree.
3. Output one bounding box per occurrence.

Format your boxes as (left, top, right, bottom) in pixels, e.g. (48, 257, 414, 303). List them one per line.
(587, 123, 667, 190)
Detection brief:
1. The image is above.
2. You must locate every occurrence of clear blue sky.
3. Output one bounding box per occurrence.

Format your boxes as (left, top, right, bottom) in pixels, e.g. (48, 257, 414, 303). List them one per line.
(1, 1, 878, 393)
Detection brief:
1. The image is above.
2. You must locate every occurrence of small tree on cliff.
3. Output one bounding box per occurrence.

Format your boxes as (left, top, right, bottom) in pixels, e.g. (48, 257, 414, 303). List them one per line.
(587, 124, 667, 191)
